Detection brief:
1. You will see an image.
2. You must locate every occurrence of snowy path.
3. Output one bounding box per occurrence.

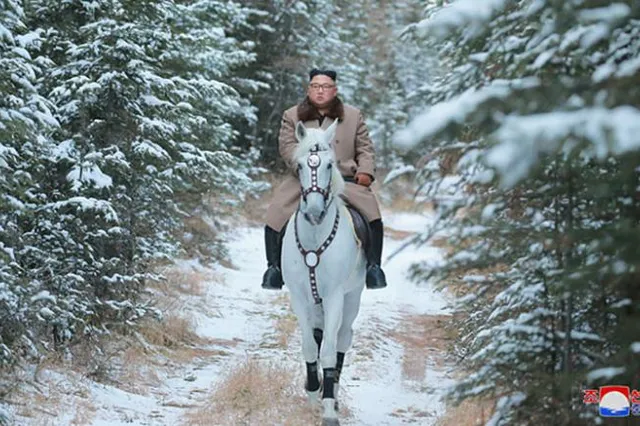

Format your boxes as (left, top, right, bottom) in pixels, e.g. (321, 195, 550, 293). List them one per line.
(9, 211, 455, 426)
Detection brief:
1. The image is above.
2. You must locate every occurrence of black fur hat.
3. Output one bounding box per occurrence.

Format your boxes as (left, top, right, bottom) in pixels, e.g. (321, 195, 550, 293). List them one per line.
(309, 68, 337, 81)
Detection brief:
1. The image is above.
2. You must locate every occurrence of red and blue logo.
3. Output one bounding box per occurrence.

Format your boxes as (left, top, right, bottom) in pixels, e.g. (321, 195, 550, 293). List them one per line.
(584, 386, 640, 417)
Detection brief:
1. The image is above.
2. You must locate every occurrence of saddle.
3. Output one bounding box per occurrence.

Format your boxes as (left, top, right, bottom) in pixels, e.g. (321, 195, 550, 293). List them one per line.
(341, 176, 370, 250)
(344, 205, 370, 251)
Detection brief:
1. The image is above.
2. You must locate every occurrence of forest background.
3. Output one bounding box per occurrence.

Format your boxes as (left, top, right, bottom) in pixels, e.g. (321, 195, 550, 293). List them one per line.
(2, 0, 639, 424)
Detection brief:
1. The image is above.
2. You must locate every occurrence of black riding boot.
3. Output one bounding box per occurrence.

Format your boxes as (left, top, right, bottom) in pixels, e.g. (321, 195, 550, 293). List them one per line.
(366, 219, 387, 289)
(261, 226, 284, 290)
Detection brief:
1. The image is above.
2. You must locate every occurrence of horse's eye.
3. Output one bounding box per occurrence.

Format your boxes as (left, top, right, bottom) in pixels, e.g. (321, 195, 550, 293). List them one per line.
(327, 164, 332, 169)
(297, 164, 302, 170)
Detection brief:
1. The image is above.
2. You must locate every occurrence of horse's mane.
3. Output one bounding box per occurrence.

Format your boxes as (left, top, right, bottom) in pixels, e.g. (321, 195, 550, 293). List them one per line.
(294, 130, 345, 197)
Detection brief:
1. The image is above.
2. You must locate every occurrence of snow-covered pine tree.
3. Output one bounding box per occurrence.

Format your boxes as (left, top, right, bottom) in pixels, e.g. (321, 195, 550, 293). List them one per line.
(356, 0, 428, 169)
(226, 0, 327, 167)
(6, 0, 262, 357)
(21, 0, 185, 350)
(0, 0, 58, 365)
(396, 1, 640, 424)
(169, 0, 262, 196)
(230, 0, 428, 172)
(319, 0, 398, 167)
(151, 0, 267, 252)
(296, 0, 430, 171)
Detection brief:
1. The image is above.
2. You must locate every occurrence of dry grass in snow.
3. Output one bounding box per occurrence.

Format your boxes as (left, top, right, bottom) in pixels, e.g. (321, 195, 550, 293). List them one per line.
(269, 293, 299, 349)
(435, 398, 495, 426)
(3, 363, 96, 426)
(184, 357, 322, 426)
(149, 264, 219, 298)
(386, 313, 453, 382)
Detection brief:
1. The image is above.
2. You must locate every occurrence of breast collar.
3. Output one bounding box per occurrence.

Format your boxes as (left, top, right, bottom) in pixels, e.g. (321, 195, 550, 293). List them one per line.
(293, 204, 340, 305)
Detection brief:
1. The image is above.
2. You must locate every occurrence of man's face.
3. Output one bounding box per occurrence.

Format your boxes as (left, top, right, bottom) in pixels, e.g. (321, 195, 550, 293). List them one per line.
(307, 75, 338, 108)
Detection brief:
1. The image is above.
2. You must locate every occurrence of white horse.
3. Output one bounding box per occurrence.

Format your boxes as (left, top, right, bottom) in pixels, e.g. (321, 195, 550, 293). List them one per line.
(281, 120, 367, 426)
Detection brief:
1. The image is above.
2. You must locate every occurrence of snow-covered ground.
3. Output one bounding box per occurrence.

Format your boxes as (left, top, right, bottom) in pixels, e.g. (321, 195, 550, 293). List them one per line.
(5, 209, 455, 426)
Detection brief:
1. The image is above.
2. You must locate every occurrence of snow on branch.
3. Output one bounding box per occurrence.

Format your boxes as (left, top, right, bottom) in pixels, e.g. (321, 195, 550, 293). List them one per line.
(46, 197, 119, 222)
(578, 3, 631, 25)
(486, 392, 527, 426)
(0, 144, 18, 169)
(486, 106, 640, 187)
(393, 78, 539, 150)
(586, 366, 626, 383)
(67, 163, 113, 191)
(416, 0, 509, 40)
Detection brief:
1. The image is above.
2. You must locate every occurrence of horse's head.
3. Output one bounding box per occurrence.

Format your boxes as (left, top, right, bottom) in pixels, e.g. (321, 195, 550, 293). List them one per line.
(293, 120, 344, 225)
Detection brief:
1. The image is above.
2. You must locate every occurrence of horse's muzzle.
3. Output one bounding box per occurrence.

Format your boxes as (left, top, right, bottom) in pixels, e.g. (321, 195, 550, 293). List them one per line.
(302, 194, 333, 225)
(304, 208, 327, 225)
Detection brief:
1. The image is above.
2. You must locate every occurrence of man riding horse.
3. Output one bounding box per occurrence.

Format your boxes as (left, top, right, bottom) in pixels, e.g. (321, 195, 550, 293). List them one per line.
(261, 68, 387, 291)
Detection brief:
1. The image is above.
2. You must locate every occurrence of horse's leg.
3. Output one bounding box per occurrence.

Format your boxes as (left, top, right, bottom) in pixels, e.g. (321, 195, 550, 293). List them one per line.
(319, 293, 344, 425)
(290, 298, 322, 403)
(313, 302, 324, 358)
(333, 288, 364, 410)
(303, 324, 322, 403)
(307, 303, 324, 402)
(314, 327, 323, 356)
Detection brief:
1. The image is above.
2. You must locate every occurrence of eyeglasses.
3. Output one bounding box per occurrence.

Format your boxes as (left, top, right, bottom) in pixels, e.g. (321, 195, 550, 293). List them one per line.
(309, 83, 336, 91)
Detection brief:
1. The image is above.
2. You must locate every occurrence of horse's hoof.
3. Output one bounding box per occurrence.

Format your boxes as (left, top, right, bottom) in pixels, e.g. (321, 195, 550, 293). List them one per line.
(306, 388, 321, 405)
(322, 399, 339, 425)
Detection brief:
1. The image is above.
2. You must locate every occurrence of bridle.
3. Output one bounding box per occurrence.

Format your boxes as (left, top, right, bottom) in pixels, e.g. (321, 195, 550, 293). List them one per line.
(294, 144, 340, 304)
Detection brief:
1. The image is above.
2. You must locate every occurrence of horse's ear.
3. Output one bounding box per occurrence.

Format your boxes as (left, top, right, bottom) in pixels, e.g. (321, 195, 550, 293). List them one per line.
(295, 121, 307, 142)
(325, 119, 338, 144)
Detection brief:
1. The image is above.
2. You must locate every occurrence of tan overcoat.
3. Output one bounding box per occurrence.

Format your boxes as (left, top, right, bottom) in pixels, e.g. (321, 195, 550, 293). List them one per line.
(265, 102, 382, 232)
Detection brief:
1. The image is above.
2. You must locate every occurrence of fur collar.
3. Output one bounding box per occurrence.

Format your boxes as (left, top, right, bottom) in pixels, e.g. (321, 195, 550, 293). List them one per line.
(297, 96, 344, 123)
